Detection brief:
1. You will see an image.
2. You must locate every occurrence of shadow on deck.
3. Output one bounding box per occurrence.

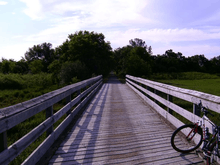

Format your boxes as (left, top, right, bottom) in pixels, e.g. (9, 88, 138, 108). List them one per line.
(46, 74, 204, 164)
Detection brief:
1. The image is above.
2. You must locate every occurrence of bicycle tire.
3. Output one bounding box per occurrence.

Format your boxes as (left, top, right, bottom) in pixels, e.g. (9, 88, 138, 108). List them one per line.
(171, 124, 203, 153)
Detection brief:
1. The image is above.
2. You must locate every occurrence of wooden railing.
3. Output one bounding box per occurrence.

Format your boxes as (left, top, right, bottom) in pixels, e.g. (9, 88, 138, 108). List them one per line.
(0, 75, 102, 165)
(126, 75, 220, 133)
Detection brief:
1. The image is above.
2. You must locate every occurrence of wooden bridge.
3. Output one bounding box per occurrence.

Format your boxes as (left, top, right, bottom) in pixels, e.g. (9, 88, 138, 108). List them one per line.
(1, 73, 220, 164)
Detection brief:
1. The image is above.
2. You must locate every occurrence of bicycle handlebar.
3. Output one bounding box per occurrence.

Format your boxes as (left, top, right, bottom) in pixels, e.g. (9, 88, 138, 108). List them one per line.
(198, 101, 214, 117)
(203, 107, 214, 117)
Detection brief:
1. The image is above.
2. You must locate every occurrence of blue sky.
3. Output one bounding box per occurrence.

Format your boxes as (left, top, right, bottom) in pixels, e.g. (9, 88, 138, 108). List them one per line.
(1, 0, 220, 61)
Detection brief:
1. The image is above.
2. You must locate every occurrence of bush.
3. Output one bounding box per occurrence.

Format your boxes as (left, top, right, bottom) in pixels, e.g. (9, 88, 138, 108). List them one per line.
(0, 73, 54, 90)
(59, 61, 89, 85)
(0, 74, 24, 89)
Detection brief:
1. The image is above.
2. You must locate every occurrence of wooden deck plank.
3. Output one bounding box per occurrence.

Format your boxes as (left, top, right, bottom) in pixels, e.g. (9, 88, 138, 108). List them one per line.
(49, 75, 204, 165)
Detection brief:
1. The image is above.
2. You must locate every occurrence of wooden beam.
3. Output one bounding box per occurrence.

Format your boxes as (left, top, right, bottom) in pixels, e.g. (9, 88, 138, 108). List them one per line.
(0, 131, 7, 152)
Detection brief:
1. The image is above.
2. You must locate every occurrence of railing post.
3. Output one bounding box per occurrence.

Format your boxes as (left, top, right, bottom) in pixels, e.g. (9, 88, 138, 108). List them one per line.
(78, 89, 81, 97)
(0, 131, 7, 152)
(154, 89, 158, 103)
(193, 103, 201, 116)
(46, 106, 53, 137)
(167, 94, 173, 114)
(66, 95, 71, 115)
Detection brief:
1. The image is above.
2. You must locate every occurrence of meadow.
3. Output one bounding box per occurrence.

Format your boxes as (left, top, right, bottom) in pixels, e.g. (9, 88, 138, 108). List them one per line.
(0, 73, 59, 108)
(152, 72, 220, 126)
(155, 72, 220, 96)
(0, 73, 63, 164)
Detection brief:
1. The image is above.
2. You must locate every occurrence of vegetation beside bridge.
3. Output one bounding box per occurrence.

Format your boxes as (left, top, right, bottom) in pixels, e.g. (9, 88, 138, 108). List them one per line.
(1, 30, 220, 164)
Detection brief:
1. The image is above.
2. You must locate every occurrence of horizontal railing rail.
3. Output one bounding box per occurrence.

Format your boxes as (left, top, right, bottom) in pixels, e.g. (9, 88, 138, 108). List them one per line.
(126, 75, 220, 133)
(0, 75, 102, 165)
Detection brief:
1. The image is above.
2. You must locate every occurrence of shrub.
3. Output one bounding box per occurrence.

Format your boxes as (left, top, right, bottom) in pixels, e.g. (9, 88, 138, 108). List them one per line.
(59, 61, 89, 85)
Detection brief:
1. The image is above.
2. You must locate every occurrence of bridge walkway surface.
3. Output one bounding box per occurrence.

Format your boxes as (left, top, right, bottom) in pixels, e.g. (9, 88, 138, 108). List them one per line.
(48, 75, 204, 165)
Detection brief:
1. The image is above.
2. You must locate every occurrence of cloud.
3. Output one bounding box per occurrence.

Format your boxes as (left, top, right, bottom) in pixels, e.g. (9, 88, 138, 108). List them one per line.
(0, 43, 32, 61)
(0, 1, 7, 5)
(104, 28, 220, 58)
(19, 0, 151, 25)
(106, 28, 220, 47)
(19, 0, 43, 20)
(17, 0, 220, 60)
(22, 0, 152, 45)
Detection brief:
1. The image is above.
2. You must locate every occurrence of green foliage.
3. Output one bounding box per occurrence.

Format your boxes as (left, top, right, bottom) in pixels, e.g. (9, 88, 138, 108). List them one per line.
(59, 61, 88, 85)
(151, 72, 219, 80)
(0, 73, 54, 90)
(0, 73, 56, 108)
(1, 58, 11, 73)
(29, 60, 44, 74)
(126, 52, 151, 77)
(0, 58, 29, 74)
(114, 39, 152, 78)
(61, 31, 113, 76)
(25, 42, 55, 72)
(0, 73, 24, 89)
(48, 59, 61, 83)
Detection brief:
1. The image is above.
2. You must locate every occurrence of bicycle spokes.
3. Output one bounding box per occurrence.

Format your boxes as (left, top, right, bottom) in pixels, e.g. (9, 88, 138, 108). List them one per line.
(186, 130, 196, 141)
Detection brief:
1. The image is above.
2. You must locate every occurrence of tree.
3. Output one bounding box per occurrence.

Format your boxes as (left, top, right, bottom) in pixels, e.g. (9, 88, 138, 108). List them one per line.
(14, 59, 29, 74)
(1, 58, 10, 74)
(113, 46, 133, 76)
(126, 50, 151, 77)
(29, 60, 44, 74)
(59, 61, 89, 85)
(113, 40, 152, 77)
(59, 31, 113, 76)
(208, 55, 220, 73)
(25, 42, 55, 72)
(48, 60, 62, 83)
(148, 46, 153, 55)
(129, 38, 147, 49)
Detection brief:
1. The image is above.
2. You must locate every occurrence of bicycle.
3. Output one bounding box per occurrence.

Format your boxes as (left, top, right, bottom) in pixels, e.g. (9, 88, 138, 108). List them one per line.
(171, 101, 220, 165)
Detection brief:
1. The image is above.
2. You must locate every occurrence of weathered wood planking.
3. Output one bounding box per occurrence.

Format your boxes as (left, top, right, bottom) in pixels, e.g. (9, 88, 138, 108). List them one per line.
(126, 75, 220, 114)
(0, 76, 102, 165)
(126, 75, 220, 135)
(49, 75, 204, 164)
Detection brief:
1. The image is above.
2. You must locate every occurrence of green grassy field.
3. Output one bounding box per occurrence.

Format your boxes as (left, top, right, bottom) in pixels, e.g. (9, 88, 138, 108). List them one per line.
(153, 73, 220, 125)
(159, 79, 220, 96)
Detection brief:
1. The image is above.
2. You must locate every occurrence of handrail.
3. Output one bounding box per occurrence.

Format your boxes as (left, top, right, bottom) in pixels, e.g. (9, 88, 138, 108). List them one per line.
(0, 75, 102, 165)
(126, 75, 220, 133)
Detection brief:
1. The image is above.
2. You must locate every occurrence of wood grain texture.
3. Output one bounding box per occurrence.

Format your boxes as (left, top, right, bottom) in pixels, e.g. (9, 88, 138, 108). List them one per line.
(49, 75, 204, 165)
(126, 75, 216, 134)
(0, 76, 102, 165)
(126, 75, 220, 114)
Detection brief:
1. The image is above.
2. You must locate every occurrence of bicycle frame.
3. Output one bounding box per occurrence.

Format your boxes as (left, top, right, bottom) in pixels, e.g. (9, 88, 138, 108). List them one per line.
(197, 114, 216, 138)
(171, 101, 220, 164)
(196, 113, 220, 159)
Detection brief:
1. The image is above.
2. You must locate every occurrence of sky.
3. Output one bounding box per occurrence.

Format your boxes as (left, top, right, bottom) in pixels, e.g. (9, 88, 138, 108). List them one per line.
(0, 0, 220, 61)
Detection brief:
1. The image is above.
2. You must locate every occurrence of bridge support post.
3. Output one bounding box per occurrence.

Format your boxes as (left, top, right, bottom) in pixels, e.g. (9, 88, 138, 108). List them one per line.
(167, 94, 173, 114)
(66, 95, 71, 115)
(193, 104, 201, 116)
(154, 89, 158, 103)
(0, 131, 7, 152)
(46, 106, 54, 137)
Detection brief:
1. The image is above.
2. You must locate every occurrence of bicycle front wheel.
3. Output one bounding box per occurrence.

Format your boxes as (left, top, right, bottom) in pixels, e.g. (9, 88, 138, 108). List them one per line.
(171, 124, 203, 153)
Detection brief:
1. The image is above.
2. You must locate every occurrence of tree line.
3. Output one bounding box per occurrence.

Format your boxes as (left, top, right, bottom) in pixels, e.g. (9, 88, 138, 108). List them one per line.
(1, 30, 220, 85)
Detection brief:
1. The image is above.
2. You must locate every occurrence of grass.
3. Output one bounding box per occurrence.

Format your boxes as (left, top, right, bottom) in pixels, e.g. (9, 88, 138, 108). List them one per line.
(151, 72, 220, 125)
(158, 79, 220, 96)
(0, 73, 67, 164)
(0, 73, 91, 165)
